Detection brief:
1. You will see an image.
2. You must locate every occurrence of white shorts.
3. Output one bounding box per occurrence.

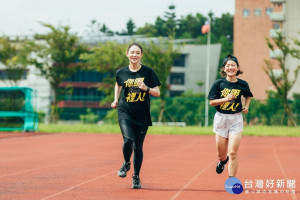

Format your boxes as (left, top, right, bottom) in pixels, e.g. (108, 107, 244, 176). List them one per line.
(213, 112, 243, 138)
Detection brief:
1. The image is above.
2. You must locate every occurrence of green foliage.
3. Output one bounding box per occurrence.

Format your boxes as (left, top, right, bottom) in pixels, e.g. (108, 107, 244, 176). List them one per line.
(79, 108, 100, 124)
(264, 32, 300, 126)
(177, 13, 206, 38)
(242, 91, 300, 126)
(0, 37, 31, 85)
(86, 19, 114, 37)
(150, 97, 215, 126)
(38, 111, 46, 123)
(103, 109, 118, 124)
(0, 117, 23, 128)
(136, 23, 157, 37)
(0, 91, 24, 111)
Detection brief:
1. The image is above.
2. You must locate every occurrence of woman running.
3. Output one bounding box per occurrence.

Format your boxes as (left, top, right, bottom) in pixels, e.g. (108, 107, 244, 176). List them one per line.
(208, 54, 253, 178)
(111, 43, 161, 189)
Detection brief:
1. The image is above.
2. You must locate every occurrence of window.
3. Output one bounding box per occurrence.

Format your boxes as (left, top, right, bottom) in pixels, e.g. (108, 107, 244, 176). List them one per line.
(266, 8, 273, 16)
(243, 8, 250, 17)
(0, 69, 28, 80)
(273, 23, 280, 29)
(254, 8, 261, 16)
(173, 54, 186, 67)
(170, 73, 184, 85)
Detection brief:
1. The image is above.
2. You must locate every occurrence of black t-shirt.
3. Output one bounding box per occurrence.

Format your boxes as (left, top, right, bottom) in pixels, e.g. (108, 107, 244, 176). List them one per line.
(116, 65, 161, 126)
(207, 78, 253, 114)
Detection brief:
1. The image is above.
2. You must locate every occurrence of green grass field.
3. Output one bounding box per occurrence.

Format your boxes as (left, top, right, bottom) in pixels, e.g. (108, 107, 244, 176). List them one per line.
(38, 124, 300, 137)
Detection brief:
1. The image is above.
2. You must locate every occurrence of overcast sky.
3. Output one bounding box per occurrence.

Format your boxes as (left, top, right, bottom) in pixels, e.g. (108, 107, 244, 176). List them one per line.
(0, 0, 235, 36)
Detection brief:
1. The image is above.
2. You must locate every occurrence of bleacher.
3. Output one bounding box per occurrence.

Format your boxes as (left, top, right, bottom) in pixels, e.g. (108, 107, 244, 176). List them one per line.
(0, 87, 38, 132)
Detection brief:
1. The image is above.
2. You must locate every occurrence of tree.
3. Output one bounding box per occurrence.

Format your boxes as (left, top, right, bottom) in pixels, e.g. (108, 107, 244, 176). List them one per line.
(117, 18, 137, 36)
(80, 42, 128, 104)
(142, 38, 179, 122)
(163, 4, 178, 38)
(29, 23, 88, 122)
(213, 13, 233, 43)
(264, 32, 300, 126)
(126, 18, 136, 35)
(154, 16, 166, 37)
(0, 37, 30, 85)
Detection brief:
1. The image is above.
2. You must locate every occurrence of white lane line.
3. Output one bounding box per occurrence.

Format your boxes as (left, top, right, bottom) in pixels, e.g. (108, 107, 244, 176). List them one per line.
(170, 160, 216, 200)
(270, 138, 297, 200)
(40, 171, 114, 200)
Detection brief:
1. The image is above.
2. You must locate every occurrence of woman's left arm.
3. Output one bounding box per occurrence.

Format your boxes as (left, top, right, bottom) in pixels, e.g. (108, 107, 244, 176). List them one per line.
(148, 86, 160, 97)
(242, 96, 252, 114)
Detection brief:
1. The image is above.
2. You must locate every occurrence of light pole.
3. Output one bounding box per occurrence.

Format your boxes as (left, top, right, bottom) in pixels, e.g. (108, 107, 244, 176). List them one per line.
(204, 17, 211, 127)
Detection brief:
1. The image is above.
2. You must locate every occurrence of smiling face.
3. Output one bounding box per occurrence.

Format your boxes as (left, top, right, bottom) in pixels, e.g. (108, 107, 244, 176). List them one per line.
(126, 45, 143, 65)
(223, 60, 240, 77)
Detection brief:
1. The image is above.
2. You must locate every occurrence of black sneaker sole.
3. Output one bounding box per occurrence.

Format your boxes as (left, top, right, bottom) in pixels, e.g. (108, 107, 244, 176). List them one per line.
(117, 172, 127, 177)
(216, 164, 225, 174)
(132, 185, 141, 189)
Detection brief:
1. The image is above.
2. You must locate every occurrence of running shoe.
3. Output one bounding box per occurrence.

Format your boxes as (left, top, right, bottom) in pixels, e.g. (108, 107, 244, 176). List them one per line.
(117, 162, 130, 177)
(132, 174, 141, 189)
(216, 156, 229, 174)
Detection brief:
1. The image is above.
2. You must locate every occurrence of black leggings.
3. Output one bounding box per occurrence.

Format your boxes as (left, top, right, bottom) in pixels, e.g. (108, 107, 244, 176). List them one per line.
(119, 120, 148, 176)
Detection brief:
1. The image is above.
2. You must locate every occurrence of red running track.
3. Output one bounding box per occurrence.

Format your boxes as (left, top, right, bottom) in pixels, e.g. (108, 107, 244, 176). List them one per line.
(0, 132, 299, 200)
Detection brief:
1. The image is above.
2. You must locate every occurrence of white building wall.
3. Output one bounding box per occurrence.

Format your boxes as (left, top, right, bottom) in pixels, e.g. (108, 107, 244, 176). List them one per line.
(284, 0, 300, 97)
(170, 44, 222, 94)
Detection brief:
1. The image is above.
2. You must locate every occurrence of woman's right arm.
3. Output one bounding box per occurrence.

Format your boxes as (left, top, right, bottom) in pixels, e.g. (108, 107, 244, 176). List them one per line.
(209, 93, 235, 106)
(111, 82, 122, 109)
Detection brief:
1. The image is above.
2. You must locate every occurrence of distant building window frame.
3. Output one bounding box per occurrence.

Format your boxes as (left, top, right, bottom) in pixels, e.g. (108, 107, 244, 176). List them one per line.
(0, 69, 28, 80)
(173, 54, 186, 67)
(254, 8, 261, 16)
(266, 7, 273, 16)
(169, 73, 185, 85)
(243, 8, 250, 17)
(273, 23, 280, 29)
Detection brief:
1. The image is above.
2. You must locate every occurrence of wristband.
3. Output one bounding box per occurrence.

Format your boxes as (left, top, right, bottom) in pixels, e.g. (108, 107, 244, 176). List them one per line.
(147, 86, 150, 92)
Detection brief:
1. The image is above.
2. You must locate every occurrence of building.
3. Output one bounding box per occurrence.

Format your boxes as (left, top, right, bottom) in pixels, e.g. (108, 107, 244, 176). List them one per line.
(169, 44, 221, 96)
(234, 0, 300, 100)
